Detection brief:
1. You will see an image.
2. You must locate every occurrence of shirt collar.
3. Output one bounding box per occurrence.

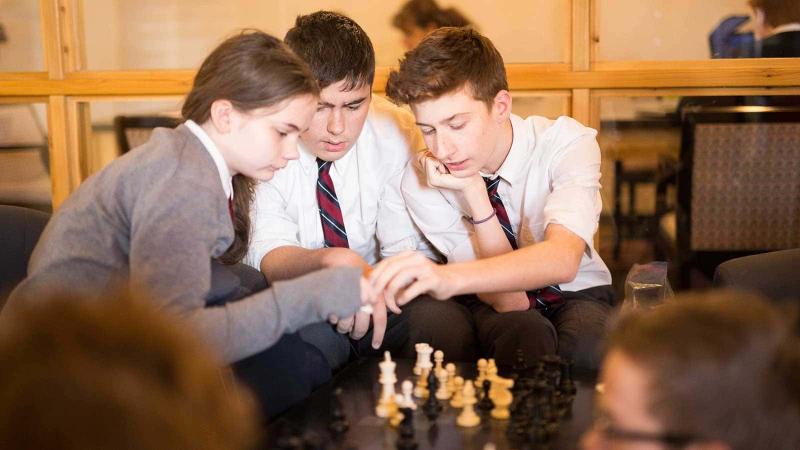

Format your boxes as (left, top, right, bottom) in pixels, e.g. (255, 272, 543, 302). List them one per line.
(769, 23, 800, 37)
(185, 119, 233, 200)
(479, 114, 530, 186)
(298, 140, 357, 176)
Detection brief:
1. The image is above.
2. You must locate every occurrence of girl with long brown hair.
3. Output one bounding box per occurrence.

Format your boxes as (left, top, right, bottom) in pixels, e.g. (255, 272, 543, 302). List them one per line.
(5, 30, 375, 419)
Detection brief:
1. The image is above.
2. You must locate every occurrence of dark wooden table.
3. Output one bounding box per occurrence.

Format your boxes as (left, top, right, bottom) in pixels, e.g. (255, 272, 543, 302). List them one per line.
(266, 358, 597, 450)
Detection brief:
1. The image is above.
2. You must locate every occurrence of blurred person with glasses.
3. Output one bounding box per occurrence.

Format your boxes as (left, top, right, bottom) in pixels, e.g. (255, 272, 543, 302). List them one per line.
(582, 290, 800, 450)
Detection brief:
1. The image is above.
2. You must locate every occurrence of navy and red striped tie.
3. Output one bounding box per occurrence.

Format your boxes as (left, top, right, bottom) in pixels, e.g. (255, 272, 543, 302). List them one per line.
(484, 176, 564, 311)
(317, 158, 349, 248)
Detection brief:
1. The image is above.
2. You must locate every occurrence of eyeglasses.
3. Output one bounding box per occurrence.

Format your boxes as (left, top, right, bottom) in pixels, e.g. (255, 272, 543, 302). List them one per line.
(592, 412, 699, 448)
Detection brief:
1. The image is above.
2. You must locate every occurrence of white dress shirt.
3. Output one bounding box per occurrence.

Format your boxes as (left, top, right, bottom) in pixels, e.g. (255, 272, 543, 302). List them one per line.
(245, 95, 435, 268)
(401, 113, 612, 292)
(185, 119, 233, 200)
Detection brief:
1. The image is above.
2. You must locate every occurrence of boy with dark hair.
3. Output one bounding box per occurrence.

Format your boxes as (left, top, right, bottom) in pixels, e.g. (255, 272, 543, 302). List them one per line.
(245, 12, 476, 368)
(373, 27, 614, 371)
(582, 291, 800, 450)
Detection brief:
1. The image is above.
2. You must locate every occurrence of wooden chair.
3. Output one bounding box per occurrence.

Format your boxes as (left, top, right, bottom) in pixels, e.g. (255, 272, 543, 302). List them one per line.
(112, 115, 181, 154)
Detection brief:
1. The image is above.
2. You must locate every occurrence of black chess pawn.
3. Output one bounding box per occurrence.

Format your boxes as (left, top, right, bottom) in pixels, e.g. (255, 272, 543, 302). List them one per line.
(559, 360, 577, 399)
(477, 379, 494, 413)
(422, 369, 442, 420)
(396, 407, 418, 450)
(423, 393, 441, 420)
(512, 349, 528, 375)
(507, 392, 531, 443)
(328, 387, 349, 437)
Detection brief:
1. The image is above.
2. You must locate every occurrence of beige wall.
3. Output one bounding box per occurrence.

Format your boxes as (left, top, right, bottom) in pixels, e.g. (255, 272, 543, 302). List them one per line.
(82, 0, 567, 70)
(0, 0, 44, 71)
(597, 0, 751, 60)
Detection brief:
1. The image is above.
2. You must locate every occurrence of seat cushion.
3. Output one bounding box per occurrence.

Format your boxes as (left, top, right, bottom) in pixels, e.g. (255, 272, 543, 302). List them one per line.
(713, 248, 800, 302)
(0, 205, 50, 304)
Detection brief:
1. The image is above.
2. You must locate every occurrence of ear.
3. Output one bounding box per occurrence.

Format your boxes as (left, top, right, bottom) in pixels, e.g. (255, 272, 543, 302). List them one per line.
(491, 90, 512, 124)
(209, 99, 235, 134)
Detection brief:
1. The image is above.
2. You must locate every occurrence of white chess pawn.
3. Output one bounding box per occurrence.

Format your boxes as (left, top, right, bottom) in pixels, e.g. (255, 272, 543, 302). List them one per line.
(445, 363, 457, 396)
(456, 380, 480, 427)
(450, 376, 465, 408)
(375, 351, 397, 418)
(433, 349, 444, 374)
(413, 367, 429, 399)
(435, 368, 450, 400)
(401, 380, 416, 410)
(413, 343, 431, 376)
(476, 358, 488, 386)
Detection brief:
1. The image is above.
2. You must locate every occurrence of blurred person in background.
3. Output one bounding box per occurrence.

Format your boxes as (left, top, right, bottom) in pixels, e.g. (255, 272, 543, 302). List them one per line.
(392, 0, 473, 50)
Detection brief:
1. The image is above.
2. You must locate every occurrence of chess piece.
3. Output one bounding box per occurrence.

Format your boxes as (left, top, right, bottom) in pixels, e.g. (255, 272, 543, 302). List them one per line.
(476, 358, 488, 386)
(328, 387, 349, 437)
(433, 349, 444, 374)
(413, 368, 429, 399)
(490, 376, 514, 420)
(376, 351, 398, 418)
(512, 349, 528, 375)
(401, 380, 417, 410)
(413, 343, 431, 376)
(486, 359, 499, 382)
(414, 344, 433, 377)
(487, 358, 497, 370)
(478, 379, 494, 412)
(560, 359, 577, 399)
(450, 376, 465, 408)
(435, 367, 450, 400)
(445, 363, 457, 395)
(456, 381, 480, 427)
(396, 406, 418, 450)
(389, 394, 405, 427)
(423, 368, 442, 420)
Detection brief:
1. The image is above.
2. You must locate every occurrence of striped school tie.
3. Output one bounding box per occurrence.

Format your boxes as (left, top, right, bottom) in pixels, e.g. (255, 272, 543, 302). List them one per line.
(317, 158, 349, 248)
(483, 176, 564, 311)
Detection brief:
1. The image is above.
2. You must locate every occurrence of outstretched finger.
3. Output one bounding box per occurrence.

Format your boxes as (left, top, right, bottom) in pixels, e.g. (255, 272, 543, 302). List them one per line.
(350, 311, 370, 340)
(371, 300, 388, 349)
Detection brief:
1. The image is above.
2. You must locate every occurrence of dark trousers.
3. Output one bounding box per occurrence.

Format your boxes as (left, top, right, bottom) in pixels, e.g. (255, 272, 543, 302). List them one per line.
(208, 261, 331, 421)
(401, 285, 615, 373)
(466, 285, 615, 372)
(299, 295, 480, 370)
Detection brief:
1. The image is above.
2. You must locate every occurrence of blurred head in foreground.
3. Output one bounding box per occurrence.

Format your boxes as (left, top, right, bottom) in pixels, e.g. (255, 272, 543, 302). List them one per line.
(0, 294, 260, 450)
(582, 290, 800, 450)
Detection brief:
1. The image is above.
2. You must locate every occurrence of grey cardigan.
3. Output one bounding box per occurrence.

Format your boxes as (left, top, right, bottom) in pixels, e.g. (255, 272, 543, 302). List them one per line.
(5, 124, 362, 363)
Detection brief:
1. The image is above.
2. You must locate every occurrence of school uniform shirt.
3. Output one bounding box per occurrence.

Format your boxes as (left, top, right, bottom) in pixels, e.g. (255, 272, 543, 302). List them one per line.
(185, 119, 233, 201)
(401, 113, 612, 293)
(244, 95, 436, 269)
(4, 124, 364, 364)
